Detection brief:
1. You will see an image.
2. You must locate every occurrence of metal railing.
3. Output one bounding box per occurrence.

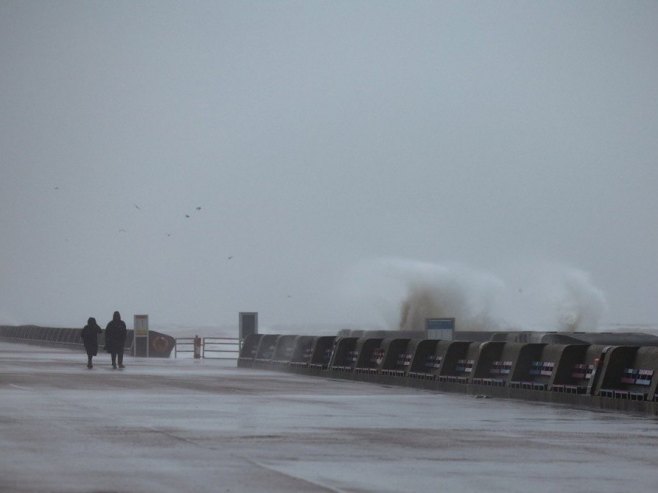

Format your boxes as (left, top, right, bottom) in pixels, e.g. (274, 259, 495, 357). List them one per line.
(202, 337, 239, 359)
(174, 336, 239, 359)
(174, 337, 196, 358)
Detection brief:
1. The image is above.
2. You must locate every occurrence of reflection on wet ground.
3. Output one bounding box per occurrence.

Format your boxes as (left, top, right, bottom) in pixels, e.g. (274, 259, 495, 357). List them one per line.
(1, 341, 658, 493)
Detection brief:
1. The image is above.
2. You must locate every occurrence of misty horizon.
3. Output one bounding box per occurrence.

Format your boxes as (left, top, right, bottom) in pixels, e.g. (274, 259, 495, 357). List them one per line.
(2, 2, 657, 330)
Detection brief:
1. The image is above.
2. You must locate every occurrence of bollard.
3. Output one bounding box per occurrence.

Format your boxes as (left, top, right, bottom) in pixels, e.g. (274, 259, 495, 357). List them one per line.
(194, 335, 202, 359)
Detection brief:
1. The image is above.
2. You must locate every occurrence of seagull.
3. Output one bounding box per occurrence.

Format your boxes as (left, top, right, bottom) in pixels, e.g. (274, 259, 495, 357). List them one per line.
(227, 256, 233, 260)
(185, 214, 190, 218)
(196, 206, 202, 211)
(133, 204, 141, 210)
(119, 229, 127, 233)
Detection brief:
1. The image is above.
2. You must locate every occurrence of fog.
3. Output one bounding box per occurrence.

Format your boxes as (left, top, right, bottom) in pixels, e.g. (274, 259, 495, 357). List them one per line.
(1, 1, 657, 331)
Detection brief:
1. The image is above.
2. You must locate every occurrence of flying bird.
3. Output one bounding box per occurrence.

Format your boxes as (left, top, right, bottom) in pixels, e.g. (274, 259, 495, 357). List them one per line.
(196, 206, 202, 211)
(185, 214, 190, 218)
(133, 204, 141, 210)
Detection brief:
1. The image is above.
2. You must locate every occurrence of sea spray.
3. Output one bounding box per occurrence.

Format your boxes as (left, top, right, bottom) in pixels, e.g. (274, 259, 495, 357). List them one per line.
(490, 260, 607, 332)
(343, 258, 503, 331)
(343, 258, 607, 332)
(543, 265, 607, 331)
(396, 261, 503, 331)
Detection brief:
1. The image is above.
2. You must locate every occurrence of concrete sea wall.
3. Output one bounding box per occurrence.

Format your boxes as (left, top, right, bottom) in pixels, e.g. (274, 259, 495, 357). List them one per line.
(0, 325, 175, 358)
(239, 332, 658, 415)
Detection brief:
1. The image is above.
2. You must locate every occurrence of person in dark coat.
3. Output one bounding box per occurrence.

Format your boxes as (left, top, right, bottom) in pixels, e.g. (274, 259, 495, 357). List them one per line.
(80, 317, 102, 369)
(105, 311, 127, 369)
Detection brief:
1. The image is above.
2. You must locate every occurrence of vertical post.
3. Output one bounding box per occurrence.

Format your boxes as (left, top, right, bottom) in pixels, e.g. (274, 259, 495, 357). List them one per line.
(194, 335, 202, 359)
(239, 312, 258, 350)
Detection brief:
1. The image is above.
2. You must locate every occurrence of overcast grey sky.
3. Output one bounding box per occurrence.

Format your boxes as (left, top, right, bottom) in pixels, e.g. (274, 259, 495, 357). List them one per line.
(1, 1, 657, 330)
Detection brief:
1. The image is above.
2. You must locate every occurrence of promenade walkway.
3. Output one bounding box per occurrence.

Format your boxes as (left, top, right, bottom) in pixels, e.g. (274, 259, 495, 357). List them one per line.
(1, 341, 658, 492)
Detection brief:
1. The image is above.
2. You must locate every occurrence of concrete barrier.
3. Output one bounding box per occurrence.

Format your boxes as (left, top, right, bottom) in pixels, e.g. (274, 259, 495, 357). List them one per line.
(271, 335, 298, 368)
(598, 346, 643, 400)
(380, 338, 414, 377)
(308, 336, 336, 374)
(588, 345, 658, 412)
(237, 330, 658, 415)
(508, 343, 549, 391)
(437, 341, 477, 384)
(288, 335, 317, 370)
(253, 334, 280, 369)
(408, 339, 442, 380)
(470, 341, 508, 387)
(329, 336, 359, 374)
(550, 344, 605, 394)
(0, 325, 173, 357)
(636, 347, 658, 401)
(238, 334, 263, 367)
(353, 337, 385, 377)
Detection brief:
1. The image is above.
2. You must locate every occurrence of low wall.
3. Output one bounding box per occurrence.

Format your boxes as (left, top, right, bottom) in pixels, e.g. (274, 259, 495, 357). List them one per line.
(238, 333, 658, 415)
(0, 325, 175, 358)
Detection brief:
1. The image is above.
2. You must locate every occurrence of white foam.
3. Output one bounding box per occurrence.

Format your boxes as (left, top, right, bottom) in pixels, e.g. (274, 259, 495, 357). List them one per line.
(343, 257, 607, 332)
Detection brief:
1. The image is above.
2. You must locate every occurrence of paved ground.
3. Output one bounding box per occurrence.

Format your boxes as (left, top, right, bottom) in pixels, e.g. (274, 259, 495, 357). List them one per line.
(1, 341, 658, 493)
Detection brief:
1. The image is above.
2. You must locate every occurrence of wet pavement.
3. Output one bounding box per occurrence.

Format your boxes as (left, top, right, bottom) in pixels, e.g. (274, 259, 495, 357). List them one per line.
(1, 341, 658, 493)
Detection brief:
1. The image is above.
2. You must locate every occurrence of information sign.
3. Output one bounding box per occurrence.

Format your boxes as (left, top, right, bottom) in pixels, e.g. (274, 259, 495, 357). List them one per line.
(133, 314, 149, 357)
(426, 318, 455, 340)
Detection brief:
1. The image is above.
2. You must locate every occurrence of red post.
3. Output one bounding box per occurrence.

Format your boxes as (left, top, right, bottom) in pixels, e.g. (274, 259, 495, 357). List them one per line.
(194, 335, 202, 359)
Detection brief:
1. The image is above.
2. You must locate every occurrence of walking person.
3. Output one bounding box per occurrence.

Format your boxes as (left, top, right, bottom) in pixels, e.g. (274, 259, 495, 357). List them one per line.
(105, 311, 127, 369)
(80, 317, 102, 369)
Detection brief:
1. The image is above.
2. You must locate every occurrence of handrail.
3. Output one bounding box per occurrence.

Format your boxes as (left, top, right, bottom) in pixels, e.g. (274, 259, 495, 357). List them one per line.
(174, 337, 239, 359)
(203, 337, 239, 359)
(174, 337, 196, 358)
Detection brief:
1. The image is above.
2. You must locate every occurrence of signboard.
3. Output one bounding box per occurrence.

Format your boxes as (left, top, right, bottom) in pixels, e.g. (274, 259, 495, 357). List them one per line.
(426, 318, 455, 340)
(239, 312, 258, 347)
(134, 315, 149, 337)
(133, 314, 149, 357)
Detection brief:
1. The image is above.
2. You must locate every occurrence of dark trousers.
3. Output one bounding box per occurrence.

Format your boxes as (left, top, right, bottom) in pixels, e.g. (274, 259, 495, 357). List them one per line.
(85, 347, 97, 365)
(111, 349, 124, 366)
